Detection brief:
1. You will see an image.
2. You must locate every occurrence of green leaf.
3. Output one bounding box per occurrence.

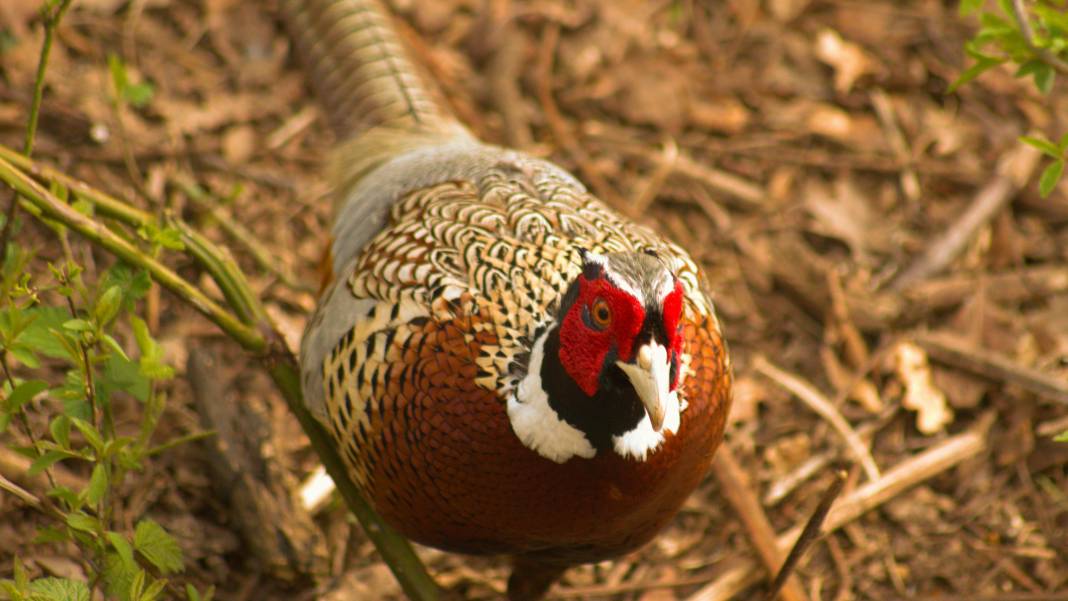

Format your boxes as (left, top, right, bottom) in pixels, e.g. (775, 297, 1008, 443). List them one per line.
(124, 82, 155, 108)
(137, 578, 167, 601)
(49, 415, 71, 449)
(134, 519, 184, 574)
(85, 463, 109, 505)
(99, 353, 150, 403)
(45, 485, 81, 510)
(95, 285, 123, 327)
(70, 418, 106, 455)
(131, 316, 174, 381)
(28, 577, 90, 601)
(959, 0, 984, 15)
(103, 552, 139, 601)
(65, 512, 99, 534)
(62, 318, 93, 332)
(33, 525, 71, 544)
(106, 531, 137, 571)
(71, 197, 94, 216)
(1054, 430, 1068, 442)
(14, 307, 71, 360)
(28, 449, 72, 476)
(1021, 134, 1062, 157)
(1039, 159, 1065, 197)
(102, 263, 151, 308)
(14, 556, 29, 589)
(101, 334, 131, 361)
(6, 379, 49, 412)
(950, 55, 1005, 91)
(1034, 62, 1054, 93)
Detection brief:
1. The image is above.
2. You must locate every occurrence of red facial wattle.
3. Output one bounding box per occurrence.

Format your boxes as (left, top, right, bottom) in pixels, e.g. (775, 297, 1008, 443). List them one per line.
(661, 280, 685, 391)
(558, 275, 644, 397)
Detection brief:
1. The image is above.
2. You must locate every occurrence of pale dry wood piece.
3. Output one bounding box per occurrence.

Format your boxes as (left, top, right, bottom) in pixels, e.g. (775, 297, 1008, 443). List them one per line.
(753, 355, 881, 482)
(686, 422, 989, 601)
(299, 465, 334, 514)
(187, 349, 329, 581)
(889, 143, 1041, 291)
(914, 331, 1068, 406)
(711, 445, 809, 601)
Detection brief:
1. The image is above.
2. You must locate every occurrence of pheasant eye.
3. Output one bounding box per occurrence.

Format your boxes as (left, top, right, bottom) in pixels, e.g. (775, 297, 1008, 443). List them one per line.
(589, 298, 612, 330)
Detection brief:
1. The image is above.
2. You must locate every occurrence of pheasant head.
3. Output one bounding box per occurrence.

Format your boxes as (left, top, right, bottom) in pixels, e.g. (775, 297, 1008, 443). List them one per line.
(508, 250, 688, 464)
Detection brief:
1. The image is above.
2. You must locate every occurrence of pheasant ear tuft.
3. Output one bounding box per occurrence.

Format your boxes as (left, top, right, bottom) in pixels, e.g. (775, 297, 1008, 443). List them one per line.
(580, 250, 607, 281)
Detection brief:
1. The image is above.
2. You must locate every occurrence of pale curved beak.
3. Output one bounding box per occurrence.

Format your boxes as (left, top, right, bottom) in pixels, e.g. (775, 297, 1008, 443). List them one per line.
(616, 342, 671, 431)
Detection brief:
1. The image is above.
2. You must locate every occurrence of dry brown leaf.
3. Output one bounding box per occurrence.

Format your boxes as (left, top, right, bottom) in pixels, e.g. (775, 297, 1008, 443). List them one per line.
(803, 177, 883, 259)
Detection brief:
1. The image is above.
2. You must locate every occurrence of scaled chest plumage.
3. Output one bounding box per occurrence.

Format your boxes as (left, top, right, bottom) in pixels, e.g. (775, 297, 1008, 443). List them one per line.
(302, 146, 731, 559)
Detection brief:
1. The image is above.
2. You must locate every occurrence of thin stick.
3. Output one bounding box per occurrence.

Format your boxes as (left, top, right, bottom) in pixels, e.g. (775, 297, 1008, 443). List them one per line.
(764, 469, 848, 601)
(753, 355, 881, 482)
(889, 143, 1040, 291)
(913, 332, 1068, 405)
(712, 446, 809, 601)
(686, 423, 988, 601)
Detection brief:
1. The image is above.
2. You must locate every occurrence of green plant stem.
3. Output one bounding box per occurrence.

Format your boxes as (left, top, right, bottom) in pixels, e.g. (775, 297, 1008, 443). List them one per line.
(0, 145, 442, 601)
(261, 342, 440, 601)
(0, 0, 74, 275)
(0, 146, 265, 327)
(0, 154, 264, 353)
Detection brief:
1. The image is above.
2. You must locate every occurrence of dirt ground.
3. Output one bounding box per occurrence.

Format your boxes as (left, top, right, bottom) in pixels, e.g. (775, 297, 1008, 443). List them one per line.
(1, 0, 1067, 599)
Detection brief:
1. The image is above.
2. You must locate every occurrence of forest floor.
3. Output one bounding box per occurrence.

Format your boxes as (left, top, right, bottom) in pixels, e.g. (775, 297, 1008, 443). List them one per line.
(1, 0, 1067, 599)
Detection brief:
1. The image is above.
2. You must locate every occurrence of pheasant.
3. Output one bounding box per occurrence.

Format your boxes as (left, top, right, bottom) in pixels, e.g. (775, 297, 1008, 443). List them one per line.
(283, 0, 733, 598)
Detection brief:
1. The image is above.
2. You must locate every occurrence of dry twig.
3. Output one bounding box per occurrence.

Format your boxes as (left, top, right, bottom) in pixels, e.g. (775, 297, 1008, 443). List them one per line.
(711, 445, 809, 601)
(686, 422, 989, 601)
(889, 143, 1040, 291)
(765, 469, 848, 601)
(753, 356, 881, 482)
(913, 332, 1068, 405)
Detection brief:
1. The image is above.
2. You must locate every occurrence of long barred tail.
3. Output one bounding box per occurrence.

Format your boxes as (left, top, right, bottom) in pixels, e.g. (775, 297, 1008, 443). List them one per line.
(279, 0, 462, 139)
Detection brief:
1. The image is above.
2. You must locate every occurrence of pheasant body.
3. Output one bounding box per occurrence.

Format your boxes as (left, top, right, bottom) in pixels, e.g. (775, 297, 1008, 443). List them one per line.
(286, 0, 732, 596)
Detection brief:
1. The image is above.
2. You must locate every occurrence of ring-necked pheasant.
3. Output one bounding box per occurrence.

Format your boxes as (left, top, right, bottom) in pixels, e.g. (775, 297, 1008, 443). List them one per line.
(283, 0, 733, 598)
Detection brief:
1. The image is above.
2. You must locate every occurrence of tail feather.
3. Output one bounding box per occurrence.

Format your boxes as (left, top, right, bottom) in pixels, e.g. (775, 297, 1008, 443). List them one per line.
(279, 0, 461, 139)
